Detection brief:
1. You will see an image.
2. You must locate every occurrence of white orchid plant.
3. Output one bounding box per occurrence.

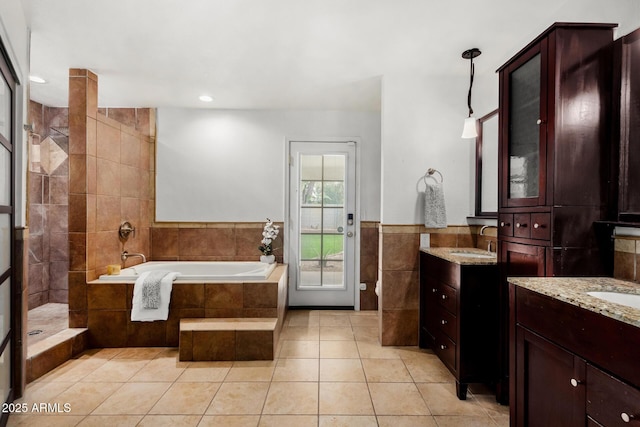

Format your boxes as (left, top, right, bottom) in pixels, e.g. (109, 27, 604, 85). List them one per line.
(258, 218, 280, 256)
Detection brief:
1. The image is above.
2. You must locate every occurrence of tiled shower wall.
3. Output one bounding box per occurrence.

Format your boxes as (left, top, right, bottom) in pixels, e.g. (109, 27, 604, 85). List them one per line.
(614, 235, 640, 282)
(27, 101, 69, 309)
(68, 69, 155, 328)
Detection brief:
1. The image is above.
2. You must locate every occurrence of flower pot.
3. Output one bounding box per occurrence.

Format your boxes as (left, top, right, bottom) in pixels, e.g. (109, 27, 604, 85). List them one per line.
(260, 255, 275, 264)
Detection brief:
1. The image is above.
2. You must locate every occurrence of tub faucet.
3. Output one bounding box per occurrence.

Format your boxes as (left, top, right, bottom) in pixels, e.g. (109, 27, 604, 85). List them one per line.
(479, 225, 498, 252)
(121, 251, 146, 267)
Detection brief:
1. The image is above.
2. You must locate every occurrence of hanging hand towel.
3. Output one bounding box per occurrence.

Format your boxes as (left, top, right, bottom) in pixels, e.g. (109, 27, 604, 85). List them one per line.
(424, 181, 447, 228)
(131, 270, 179, 322)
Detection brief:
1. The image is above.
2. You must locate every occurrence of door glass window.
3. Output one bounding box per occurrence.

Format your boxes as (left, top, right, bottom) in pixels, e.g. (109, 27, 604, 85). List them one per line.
(0, 278, 9, 342)
(0, 76, 9, 142)
(0, 146, 8, 206)
(509, 53, 541, 199)
(0, 215, 8, 274)
(299, 154, 345, 289)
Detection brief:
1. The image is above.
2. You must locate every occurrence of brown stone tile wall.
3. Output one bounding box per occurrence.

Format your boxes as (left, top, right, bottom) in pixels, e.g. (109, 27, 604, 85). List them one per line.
(27, 101, 70, 308)
(378, 224, 483, 346)
(360, 222, 379, 311)
(68, 69, 155, 328)
(613, 236, 639, 282)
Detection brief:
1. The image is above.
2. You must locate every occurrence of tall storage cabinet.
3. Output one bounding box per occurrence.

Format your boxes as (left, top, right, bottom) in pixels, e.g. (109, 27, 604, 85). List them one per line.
(496, 23, 616, 403)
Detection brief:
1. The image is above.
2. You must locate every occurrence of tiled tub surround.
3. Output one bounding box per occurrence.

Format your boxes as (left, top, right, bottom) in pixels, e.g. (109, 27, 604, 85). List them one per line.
(508, 277, 640, 328)
(85, 264, 288, 348)
(378, 224, 496, 346)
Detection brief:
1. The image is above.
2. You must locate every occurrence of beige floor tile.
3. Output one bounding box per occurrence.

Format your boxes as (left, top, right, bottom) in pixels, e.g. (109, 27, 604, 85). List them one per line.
(319, 382, 374, 415)
(377, 415, 438, 427)
(6, 414, 85, 426)
(262, 382, 318, 415)
(112, 347, 168, 359)
(286, 312, 320, 327)
(356, 341, 402, 359)
(75, 348, 123, 360)
(149, 382, 220, 415)
(272, 359, 319, 382)
(318, 314, 352, 327)
(50, 382, 122, 415)
(403, 355, 455, 383)
(36, 358, 110, 383)
(319, 327, 354, 341)
(75, 415, 143, 426)
(92, 382, 172, 415)
(368, 383, 430, 416)
(416, 383, 487, 416)
(225, 361, 275, 382)
(348, 314, 379, 327)
(177, 361, 232, 382)
(137, 415, 202, 426)
(280, 326, 320, 341)
(319, 341, 359, 359)
(259, 415, 318, 426)
(198, 415, 260, 426)
(80, 359, 149, 383)
(352, 327, 379, 343)
(319, 415, 378, 427)
(487, 409, 510, 427)
(278, 341, 319, 359)
(361, 359, 413, 382)
(129, 355, 188, 382)
(319, 359, 365, 382)
(432, 415, 498, 426)
(206, 382, 269, 415)
(16, 381, 75, 404)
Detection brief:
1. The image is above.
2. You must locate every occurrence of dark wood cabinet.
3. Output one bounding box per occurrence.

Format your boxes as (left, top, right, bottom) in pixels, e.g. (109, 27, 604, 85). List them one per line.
(496, 22, 617, 403)
(419, 251, 499, 400)
(617, 27, 640, 222)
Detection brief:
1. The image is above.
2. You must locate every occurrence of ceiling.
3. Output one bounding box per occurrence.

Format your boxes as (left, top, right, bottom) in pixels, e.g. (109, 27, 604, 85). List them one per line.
(22, 0, 638, 110)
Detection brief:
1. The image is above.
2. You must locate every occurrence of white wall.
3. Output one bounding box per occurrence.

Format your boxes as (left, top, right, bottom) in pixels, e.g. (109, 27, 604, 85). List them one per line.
(0, 0, 29, 226)
(156, 108, 381, 222)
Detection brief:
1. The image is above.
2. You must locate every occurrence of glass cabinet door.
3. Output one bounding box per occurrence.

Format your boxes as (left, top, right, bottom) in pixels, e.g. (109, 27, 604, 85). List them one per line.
(501, 43, 547, 207)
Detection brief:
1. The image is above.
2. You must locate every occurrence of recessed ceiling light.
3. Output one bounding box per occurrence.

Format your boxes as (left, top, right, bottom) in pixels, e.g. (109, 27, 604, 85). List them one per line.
(29, 75, 47, 84)
(199, 95, 213, 102)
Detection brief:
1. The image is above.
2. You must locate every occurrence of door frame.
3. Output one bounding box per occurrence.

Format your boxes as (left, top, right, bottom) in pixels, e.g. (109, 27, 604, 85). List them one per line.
(284, 137, 361, 310)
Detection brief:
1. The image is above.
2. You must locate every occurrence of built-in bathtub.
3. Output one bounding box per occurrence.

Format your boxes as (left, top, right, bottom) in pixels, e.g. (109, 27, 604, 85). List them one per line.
(85, 262, 288, 348)
(97, 261, 277, 282)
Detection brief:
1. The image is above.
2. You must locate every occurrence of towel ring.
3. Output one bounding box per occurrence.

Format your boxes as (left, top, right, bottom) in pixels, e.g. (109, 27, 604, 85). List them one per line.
(416, 168, 444, 192)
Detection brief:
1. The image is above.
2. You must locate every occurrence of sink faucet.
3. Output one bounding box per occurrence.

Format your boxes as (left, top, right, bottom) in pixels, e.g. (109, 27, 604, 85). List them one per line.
(479, 225, 498, 252)
(121, 250, 146, 267)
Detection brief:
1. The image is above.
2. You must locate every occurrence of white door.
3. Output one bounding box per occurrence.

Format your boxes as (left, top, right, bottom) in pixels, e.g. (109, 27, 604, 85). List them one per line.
(287, 140, 357, 307)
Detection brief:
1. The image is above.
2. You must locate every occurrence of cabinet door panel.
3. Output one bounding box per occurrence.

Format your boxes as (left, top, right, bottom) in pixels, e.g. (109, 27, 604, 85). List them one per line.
(587, 364, 640, 427)
(501, 241, 546, 277)
(515, 327, 586, 427)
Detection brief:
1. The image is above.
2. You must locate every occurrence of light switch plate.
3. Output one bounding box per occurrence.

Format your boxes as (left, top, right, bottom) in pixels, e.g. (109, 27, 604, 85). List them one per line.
(420, 233, 430, 248)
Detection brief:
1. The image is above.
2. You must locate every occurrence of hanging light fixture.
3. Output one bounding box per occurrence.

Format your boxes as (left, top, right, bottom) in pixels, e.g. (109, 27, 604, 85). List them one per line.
(461, 48, 481, 139)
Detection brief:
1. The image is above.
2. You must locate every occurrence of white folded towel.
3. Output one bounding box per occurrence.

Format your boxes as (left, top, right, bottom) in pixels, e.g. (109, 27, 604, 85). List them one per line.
(131, 270, 179, 322)
(424, 181, 447, 228)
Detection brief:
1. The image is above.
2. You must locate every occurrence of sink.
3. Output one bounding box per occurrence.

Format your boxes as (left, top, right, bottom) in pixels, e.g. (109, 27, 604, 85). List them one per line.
(587, 291, 640, 310)
(449, 250, 495, 259)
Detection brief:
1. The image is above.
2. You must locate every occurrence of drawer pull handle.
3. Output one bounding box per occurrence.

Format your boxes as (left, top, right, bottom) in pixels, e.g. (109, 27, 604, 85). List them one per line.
(516, 223, 527, 228)
(441, 319, 447, 325)
(500, 221, 510, 227)
(537, 119, 543, 125)
(621, 412, 635, 423)
(533, 223, 540, 229)
(432, 288, 438, 293)
(441, 295, 447, 300)
(440, 344, 447, 350)
(569, 378, 583, 387)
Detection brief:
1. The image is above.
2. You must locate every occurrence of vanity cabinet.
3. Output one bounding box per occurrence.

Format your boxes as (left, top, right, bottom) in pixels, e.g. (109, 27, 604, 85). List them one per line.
(419, 250, 499, 400)
(496, 22, 617, 403)
(510, 282, 640, 427)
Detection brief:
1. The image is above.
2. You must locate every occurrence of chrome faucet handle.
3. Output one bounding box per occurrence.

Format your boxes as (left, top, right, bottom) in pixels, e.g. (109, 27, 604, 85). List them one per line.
(119, 221, 136, 241)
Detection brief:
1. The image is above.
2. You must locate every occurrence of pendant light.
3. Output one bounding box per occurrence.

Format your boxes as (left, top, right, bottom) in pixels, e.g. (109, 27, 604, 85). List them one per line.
(461, 48, 481, 139)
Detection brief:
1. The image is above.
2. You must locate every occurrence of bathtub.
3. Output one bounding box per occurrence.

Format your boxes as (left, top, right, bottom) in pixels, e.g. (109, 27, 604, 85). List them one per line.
(97, 261, 277, 282)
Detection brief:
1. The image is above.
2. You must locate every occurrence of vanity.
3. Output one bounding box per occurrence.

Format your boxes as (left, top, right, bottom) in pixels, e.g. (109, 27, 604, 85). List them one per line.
(509, 277, 640, 426)
(419, 247, 498, 399)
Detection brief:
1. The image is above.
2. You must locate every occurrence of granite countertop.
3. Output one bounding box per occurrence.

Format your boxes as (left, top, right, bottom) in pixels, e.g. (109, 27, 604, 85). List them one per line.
(420, 247, 497, 265)
(509, 277, 640, 328)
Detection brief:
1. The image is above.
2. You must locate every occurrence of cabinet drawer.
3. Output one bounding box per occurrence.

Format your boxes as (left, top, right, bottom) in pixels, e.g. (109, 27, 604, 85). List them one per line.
(437, 284, 457, 314)
(434, 330, 456, 372)
(530, 213, 551, 240)
(437, 305, 457, 343)
(499, 214, 514, 237)
(587, 364, 640, 427)
(513, 213, 531, 238)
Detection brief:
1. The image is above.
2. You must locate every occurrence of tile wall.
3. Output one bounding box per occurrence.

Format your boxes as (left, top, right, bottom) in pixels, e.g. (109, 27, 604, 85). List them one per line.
(614, 235, 640, 282)
(67, 69, 155, 328)
(27, 101, 69, 308)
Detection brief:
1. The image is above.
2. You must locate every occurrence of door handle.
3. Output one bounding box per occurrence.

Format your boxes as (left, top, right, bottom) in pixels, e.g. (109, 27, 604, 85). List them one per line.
(347, 231, 354, 237)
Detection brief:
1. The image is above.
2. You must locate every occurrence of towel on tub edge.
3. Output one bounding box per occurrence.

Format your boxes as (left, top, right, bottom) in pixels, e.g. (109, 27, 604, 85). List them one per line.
(131, 270, 179, 322)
